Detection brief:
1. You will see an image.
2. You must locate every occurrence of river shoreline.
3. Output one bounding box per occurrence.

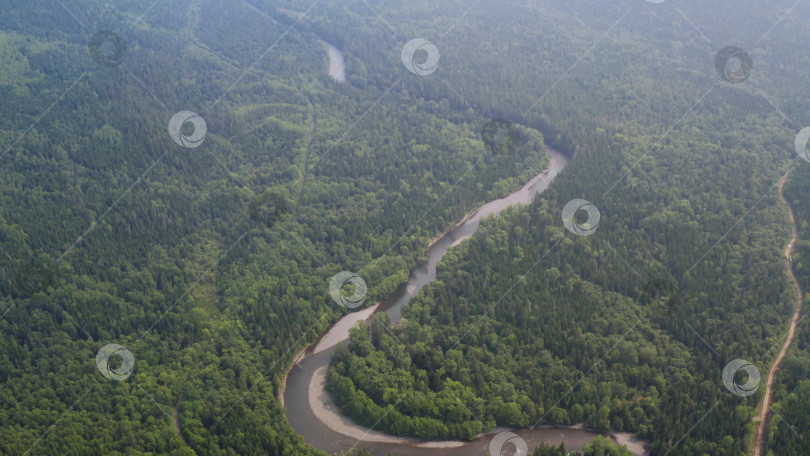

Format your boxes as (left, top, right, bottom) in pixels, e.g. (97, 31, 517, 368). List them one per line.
(281, 144, 648, 455)
(280, 42, 649, 456)
(425, 151, 560, 249)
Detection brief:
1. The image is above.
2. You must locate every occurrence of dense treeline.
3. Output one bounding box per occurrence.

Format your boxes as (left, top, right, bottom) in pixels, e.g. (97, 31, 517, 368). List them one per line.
(531, 437, 632, 456)
(764, 164, 810, 456)
(0, 1, 549, 455)
(318, 1, 810, 455)
(345, 436, 633, 456)
(3, 0, 810, 455)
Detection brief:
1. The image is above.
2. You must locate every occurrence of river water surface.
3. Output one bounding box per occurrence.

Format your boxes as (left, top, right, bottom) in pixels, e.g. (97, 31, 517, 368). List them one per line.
(282, 43, 649, 455)
(282, 145, 648, 455)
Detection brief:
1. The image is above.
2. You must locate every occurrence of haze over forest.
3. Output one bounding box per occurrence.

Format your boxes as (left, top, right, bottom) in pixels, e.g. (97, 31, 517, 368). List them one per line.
(2, 1, 810, 455)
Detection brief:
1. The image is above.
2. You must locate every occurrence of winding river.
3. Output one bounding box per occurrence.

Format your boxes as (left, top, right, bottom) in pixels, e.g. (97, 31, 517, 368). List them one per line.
(279, 44, 649, 456)
(282, 139, 647, 455)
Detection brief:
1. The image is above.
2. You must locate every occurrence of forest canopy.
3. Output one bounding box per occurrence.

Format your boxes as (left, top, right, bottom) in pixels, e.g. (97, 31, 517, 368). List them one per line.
(1, 1, 810, 456)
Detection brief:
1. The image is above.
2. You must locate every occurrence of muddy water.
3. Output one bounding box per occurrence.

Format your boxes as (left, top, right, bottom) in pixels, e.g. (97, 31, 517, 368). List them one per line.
(283, 146, 648, 455)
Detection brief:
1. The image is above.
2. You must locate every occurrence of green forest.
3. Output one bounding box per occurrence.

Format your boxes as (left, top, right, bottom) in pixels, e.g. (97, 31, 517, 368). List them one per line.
(766, 165, 810, 456)
(347, 437, 633, 456)
(2, 0, 810, 455)
(531, 438, 633, 456)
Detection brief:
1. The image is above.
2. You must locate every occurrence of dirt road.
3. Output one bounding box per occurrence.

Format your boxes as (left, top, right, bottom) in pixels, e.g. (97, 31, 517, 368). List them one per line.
(753, 167, 804, 456)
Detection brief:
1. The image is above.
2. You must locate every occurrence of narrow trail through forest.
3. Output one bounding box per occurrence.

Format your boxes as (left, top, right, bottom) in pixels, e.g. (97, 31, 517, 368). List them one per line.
(173, 394, 189, 447)
(753, 167, 804, 456)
